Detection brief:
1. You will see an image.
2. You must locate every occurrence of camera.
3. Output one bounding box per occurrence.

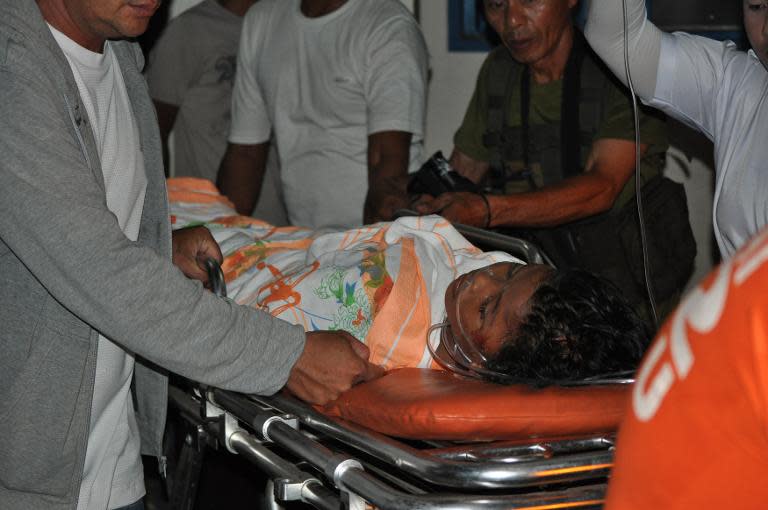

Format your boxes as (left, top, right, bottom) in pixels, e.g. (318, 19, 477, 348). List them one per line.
(407, 151, 479, 197)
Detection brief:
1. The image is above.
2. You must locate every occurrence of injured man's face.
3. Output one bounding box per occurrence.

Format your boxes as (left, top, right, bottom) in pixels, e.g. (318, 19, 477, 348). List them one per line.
(441, 263, 651, 384)
(444, 262, 555, 359)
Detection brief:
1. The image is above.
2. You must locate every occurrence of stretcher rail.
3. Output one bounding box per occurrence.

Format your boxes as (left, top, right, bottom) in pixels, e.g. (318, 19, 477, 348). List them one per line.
(169, 386, 340, 509)
(236, 391, 614, 490)
(169, 385, 610, 509)
(393, 209, 555, 266)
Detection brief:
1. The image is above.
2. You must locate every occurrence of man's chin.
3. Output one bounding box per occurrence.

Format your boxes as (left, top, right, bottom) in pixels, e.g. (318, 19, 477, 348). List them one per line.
(115, 19, 152, 39)
(502, 39, 539, 60)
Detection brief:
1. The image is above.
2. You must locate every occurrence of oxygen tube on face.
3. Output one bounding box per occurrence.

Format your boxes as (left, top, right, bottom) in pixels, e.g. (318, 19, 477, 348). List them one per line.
(623, 0, 659, 327)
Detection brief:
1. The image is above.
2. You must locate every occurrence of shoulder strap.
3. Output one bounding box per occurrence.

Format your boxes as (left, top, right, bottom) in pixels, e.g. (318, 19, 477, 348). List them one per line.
(578, 35, 621, 163)
(483, 48, 521, 190)
(560, 30, 587, 179)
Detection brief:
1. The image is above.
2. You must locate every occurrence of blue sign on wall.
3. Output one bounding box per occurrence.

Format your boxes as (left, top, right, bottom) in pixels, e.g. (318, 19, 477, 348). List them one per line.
(447, 0, 493, 52)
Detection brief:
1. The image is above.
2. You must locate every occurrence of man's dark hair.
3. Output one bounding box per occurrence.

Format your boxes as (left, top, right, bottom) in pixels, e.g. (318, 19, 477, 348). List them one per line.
(485, 269, 651, 386)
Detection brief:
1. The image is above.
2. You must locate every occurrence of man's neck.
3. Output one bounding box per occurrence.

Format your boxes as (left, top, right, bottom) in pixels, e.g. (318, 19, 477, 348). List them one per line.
(37, 0, 105, 53)
(300, 0, 349, 18)
(528, 25, 574, 84)
(217, 0, 256, 17)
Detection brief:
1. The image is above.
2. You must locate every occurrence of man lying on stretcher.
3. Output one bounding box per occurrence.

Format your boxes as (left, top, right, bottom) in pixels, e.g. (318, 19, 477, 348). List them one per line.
(170, 178, 649, 385)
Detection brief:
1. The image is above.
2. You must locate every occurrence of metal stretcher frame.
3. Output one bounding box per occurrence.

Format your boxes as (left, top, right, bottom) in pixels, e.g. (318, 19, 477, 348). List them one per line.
(167, 382, 616, 510)
(452, 222, 556, 267)
(393, 210, 557, 267)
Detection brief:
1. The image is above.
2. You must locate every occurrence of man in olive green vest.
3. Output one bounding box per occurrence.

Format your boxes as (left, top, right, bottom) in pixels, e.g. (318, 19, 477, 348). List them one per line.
(416, 0, 695, 322)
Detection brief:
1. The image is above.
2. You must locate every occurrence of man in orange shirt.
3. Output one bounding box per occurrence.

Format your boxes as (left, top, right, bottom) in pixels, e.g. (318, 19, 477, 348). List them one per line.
(606, 227, 768, 508)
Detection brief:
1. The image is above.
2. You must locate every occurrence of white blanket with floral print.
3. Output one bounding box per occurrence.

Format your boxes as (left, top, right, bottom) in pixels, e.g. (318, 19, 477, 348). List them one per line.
(168, 178, 519, 369)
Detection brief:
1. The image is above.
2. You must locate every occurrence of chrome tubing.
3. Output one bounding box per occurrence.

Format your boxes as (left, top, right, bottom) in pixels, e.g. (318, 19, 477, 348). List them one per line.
(392, 209, 555, 267)
(332, 471, 605, 510)
(168, 386, 340, 510)
(452, 222, 556, 267)
(214, 391, 613, 491)
(179, 387, 606, 510)
(426, 437, 615, 463)
(228, 433, 339, 510)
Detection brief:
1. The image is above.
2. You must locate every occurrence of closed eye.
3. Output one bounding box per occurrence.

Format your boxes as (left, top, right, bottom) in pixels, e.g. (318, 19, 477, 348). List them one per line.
(479, 297, 492, 321)
(506, 264, 523, 280)
(484, 0, 505, 11)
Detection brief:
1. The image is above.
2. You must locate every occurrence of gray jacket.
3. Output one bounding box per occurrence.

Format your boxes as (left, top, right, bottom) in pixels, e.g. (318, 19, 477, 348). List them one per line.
(0, 2, 305, 509)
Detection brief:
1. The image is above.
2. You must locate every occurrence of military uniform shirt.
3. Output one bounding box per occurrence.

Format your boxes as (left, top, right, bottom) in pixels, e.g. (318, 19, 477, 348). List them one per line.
(454, 47, 669, 209)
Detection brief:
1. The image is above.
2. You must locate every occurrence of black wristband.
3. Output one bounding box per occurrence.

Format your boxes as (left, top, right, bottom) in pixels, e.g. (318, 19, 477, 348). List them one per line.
(474, 193, 491, 229)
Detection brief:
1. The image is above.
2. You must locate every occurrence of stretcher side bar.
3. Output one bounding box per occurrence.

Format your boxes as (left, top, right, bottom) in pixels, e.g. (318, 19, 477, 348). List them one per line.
(172, 386, 607, 509)
(425, 437, 615, 463)
(392, 209, 555, 266)
(335, 470, 606, 510)
(213, 390, 613, 490)
(452, 222, 556, 266)
(169, 386, 340, 510)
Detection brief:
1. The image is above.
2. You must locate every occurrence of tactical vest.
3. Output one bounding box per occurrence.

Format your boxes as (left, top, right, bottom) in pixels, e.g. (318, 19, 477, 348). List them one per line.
(479, 33, 696, 324)
(481, 32, 659, 198)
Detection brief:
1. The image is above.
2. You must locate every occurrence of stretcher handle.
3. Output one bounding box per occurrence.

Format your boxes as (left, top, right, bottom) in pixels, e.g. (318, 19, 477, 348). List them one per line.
(204, 257, 227, 298)
(394, 209, 555, 267)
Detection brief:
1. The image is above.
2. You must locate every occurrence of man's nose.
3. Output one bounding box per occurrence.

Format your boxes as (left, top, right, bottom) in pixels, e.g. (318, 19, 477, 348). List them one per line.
(503, 0, 525, 33)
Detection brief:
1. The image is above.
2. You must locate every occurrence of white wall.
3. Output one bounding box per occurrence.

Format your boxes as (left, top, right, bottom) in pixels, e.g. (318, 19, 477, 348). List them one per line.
(417, 0, 716, 286)
(420, 0, 486, 155)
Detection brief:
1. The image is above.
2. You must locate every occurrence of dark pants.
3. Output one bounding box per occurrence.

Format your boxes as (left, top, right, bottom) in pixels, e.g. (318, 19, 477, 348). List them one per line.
(114, 499, 144, 510)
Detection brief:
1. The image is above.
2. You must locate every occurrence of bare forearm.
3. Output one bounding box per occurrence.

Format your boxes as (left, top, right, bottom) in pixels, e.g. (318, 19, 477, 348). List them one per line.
(364, 174, 410, 223)
(584, 0, 661, 99)
(488, 174, 621, 228)
(217, 143, 268, 216)
(365, 131, 412, 223)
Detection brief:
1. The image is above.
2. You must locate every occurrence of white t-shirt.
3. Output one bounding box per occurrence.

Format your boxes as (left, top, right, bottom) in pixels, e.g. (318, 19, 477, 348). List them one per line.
(146, 0, 243, 181)
(49, 26, 148, 510)
(648, 34, 768, 259)
(230, 0, 428, 229)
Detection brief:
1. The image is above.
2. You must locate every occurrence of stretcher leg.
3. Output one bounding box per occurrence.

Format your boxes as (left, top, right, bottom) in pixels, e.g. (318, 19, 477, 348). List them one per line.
(169, 424, 207, 510)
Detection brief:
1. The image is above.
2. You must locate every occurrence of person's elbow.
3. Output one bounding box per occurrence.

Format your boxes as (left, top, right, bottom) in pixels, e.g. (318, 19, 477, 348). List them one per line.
(589, 176, 626, 215)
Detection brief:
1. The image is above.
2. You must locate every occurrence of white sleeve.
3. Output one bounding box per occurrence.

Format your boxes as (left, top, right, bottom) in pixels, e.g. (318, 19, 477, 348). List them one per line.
(364, 14, 429, 137)
(583, 0, 661, 98)
(585, 0, 731, 139)
(649, 34, 736, 139)
(228, 8, 271, 145)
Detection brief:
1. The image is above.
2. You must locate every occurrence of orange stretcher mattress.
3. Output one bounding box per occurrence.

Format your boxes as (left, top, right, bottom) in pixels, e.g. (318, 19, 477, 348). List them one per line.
(323, 368, 630, 441)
